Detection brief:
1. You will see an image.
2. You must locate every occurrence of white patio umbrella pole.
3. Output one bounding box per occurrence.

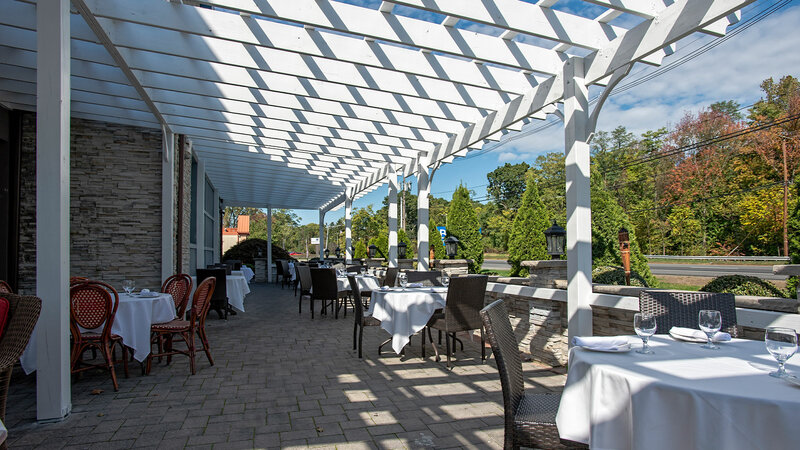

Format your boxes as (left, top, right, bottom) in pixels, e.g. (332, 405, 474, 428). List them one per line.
(345, 190, 353, 263)
(36, 0, 72, 421)
(564, 57, 593, 344)
(319, 209, 325, 261)
(416, 160, 431, 271)
(387, 167, 399, 268)
(161, 127, 175, 281)
(267, 207, 273, 283)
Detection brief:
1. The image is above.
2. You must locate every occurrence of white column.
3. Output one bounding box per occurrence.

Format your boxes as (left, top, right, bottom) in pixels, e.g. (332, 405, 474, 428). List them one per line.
(161, 128, 175, 280)
(388, 168, 399, 267)
(416, 162, 431, 271)
(214, 192, 221, 264)
(36, 0, 71, 421)
(345, 191, 353, 263)
(318, 210, 325, 261)
(195, 159, 205, 270)
(564, 57, 593, 343)
(266, 207, 273, 283)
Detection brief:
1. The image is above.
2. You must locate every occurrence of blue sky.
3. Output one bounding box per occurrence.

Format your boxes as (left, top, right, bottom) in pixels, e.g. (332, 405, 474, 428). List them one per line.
(289, 1, 800, 225)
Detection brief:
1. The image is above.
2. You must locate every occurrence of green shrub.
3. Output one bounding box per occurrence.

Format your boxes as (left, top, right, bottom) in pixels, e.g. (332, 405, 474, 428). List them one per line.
(222, 238, 291, 266)
(446, 185, 484, 273)
(398, 228, 415, 259)
(701, 275, 787, 298)
(592, 266, 650, 287)
(507, 175, 550, 276)
(368, 231, 388, 258)
(428, 217, 446, 260)
(354, 240, 367, 259)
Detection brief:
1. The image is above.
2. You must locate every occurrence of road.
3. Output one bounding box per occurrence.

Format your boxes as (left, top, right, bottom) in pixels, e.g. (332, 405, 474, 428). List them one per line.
(482, 259, 786, 281)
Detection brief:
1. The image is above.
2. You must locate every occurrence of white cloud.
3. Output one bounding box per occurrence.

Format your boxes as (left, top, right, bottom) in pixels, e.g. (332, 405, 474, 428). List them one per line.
(497, 152, 519, 162)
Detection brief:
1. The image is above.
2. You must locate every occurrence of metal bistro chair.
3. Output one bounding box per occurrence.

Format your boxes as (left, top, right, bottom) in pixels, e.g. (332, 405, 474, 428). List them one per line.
(481, 300, 587, 450)
(639, 290, 738, 337)
(0, 292, 41, 448)
(424, 275, 488, 369)
(70, 280, 129, 391)
(405, 270, 444, 286)
(196, 268, 228, 320)
(161, 273, 193, 319)
(348, 275, 381, 358)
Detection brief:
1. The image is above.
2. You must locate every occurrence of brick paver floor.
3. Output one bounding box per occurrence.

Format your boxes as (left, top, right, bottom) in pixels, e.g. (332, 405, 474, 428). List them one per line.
(5, 282, 565, 449)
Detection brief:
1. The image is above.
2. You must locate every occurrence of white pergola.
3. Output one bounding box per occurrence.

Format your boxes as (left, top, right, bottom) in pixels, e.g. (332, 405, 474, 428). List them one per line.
(0, 0, 752, 420)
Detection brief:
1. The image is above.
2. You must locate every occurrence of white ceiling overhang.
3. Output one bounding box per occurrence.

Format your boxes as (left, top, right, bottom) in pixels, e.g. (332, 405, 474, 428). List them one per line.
(0, 0, 751, 210)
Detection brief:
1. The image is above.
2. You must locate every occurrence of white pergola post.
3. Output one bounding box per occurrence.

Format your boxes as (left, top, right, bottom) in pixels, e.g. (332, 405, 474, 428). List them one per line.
(161, 128, 175, 280)
(564, 57, 593, 343)
(195, 159, 206, 270)
(345, 191, 353, 263)
(267, 207, 273, 283)
(416, 161, 431, 271)
(36, 0, 72, 422)
(318, 210, 325, 261)
(387, 168, 399, 268)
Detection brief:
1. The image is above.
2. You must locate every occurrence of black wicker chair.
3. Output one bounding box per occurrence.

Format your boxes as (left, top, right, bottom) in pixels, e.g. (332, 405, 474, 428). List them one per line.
(296, 265, 312, 314)
(405, 270, 444, 286)
(309, 268, 347, 319)
(347, 275, 381, 358)
(481, 300, 587, 450)
(196, 268, 228, 320)
(383, 267, 398, 287)
(281, 260, 293, 289)
(275, 260, 285, 286)
(424, 275, 488, 369)
(639, 290, 738, 336)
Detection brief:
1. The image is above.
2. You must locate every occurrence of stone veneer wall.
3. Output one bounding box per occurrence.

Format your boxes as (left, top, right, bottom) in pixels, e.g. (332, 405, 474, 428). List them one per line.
(17, 114, 166, 293)
(173, 135, 192, 273)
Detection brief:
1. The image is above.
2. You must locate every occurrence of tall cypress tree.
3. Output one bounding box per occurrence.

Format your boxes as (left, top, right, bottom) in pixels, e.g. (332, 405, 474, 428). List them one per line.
(507, 175, 550, 276)
(428, 217, 446, 260)
(446, 185, 483, 272)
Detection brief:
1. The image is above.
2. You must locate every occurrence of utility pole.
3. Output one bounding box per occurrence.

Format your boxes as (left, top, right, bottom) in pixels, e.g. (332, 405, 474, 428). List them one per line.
(782, 138, 789, 257)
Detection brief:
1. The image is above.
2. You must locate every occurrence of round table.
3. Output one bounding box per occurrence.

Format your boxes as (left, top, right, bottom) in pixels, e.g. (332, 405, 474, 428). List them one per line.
(556, 335, 800, 450)
(368, 287, 447, 354)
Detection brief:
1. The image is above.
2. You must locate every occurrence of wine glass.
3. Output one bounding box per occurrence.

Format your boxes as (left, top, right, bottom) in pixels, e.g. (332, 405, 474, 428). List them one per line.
(398, 272, 407, 290)
(699, 310, 722, 349)
(441, 276, 450, 287)
(122, 279, 135, 296)
(360, 267, 367, 276)
(765, 327, 798, 378)
(633, 313, 657, 354)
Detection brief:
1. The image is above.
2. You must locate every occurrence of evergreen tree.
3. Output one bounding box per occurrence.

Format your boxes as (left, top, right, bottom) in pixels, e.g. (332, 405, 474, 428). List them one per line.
(507, 175, 550, 276)
(398, 228, 415, 259)
(368, 230, 389, 259)
(354, 240, 367, 259)
(446, 185, 484, 272)
(591, 172, 657, 286)
(428, 217, 446, 260)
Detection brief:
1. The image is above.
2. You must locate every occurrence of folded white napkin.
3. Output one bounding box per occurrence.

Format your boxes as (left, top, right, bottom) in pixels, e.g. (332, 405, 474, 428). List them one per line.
(380, 286, 391, 291)
(407, 282, 424, 288)
(141, 289, 150, 294)
(670, 326, 731, 342)
(572, 336, 630, 351)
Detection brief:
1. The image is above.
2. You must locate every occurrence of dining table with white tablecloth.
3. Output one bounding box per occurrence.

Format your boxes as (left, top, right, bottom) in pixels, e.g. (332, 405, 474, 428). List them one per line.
(191, 273, 250, 312)
(337, 274, 381, 293)
(368, 287, 448, 354)
(556, 335, 800, 450)
(19, 292, 176, 373)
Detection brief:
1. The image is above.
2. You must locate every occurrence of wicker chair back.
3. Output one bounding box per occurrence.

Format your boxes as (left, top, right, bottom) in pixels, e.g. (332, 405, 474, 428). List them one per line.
(0, 293, 41, 421)
(310, 268, 338, 300)
(442, 275, 488, 331)
(191, 277, 216, 322)
(639, 290, 738, 336)
(297, 265, 313, 293)
(70, 281, 119, 335)
(0, 281, 11, 294)
(383, 267, 398, 287)
(161, 273, 193, 317)
(405, 270, 443, 286)
(347, 275, 367, 316)
(346, 265, 364, 273)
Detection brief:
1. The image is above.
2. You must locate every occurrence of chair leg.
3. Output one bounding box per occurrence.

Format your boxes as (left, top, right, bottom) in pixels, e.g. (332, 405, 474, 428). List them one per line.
(310, 298, 315, 319)
(187, 330, 196, 375)
(358, 324, 364, 358)
(481, 328, 486, 362)
(102, 342, 119, 391)
(378, 337, 392, 355)
(421, 327, 426, 358)
(198, 327, 214, 366)
(353, 320, 358, 350)
(299, 296, 302, 314)
(445, 333, 452, 370)
(428, 328, 441, 362)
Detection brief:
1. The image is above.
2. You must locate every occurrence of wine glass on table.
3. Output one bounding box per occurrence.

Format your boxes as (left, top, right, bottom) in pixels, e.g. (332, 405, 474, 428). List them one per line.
(122, 279, 135, 296)
(765, 327, 798, 378)
(633, 313, 657, 354)
(699, 310, 722, 349)
(398, 272, 407, 290)
(360, 267, 367, 276)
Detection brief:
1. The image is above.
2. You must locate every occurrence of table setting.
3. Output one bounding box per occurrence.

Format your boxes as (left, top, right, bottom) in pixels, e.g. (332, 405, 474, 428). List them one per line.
(368, 282, 448, 354)
(557, 309, 800, 450)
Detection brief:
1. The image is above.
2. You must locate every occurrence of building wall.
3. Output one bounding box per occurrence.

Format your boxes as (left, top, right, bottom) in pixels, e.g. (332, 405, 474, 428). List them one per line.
(173, 134, 192, 274)
(17, 114, 166, 293)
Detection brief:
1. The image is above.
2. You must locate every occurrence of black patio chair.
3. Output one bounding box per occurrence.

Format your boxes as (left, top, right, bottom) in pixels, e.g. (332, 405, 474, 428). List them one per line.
(347, 275, 381, 358)
(196, 268, 228, 320)
(405, 270, 443, 286)
(639, 290, 738, 336)
(383, 267, 398, 287)
(480, 300, 587, 450)
(309, 268, 347, 319)
(296, 265, 312, 314)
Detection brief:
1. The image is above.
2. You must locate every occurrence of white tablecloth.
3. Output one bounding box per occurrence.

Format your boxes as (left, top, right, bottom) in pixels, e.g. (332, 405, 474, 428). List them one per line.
(337, 275, 381, 293)
(240, 266, 254, 282)
(191, 274, 251, 312)
(557, 335, 800, 450)
(368, 287, 447, 354)
(20, 293, 176, 373)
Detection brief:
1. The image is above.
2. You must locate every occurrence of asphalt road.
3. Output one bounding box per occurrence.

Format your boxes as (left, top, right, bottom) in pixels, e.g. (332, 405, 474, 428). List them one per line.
(482, 259, 786, 281)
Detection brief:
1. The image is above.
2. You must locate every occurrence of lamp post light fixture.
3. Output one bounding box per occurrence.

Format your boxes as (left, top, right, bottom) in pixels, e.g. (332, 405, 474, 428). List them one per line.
(335, 246, 341, 259)
(257, 247, 263, 258)
(398, 241, 407, 259)
(324, 248, 330, 259)
(444, 236, 459, 260)
(544, 220, 566, 258)
(368, 244, 378, 259)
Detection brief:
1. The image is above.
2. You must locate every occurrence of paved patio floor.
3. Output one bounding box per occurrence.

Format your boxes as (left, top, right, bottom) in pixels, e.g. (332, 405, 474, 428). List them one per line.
(6, 282, 565, 449)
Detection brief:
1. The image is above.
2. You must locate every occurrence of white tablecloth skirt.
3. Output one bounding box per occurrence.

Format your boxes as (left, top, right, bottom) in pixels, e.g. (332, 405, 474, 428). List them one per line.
(240, 266, 254, 282)
(557, 335, 800, 450)
(368, 287, 447, 354)
(336, 275, 380, 293)
(191, 275, 251, 312)
(20, 293, 176, 373)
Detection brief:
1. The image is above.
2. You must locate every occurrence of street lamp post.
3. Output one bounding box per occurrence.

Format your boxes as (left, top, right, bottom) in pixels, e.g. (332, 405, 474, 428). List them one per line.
(444, 236, 459, 260)
(544, 220, 566, 258)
